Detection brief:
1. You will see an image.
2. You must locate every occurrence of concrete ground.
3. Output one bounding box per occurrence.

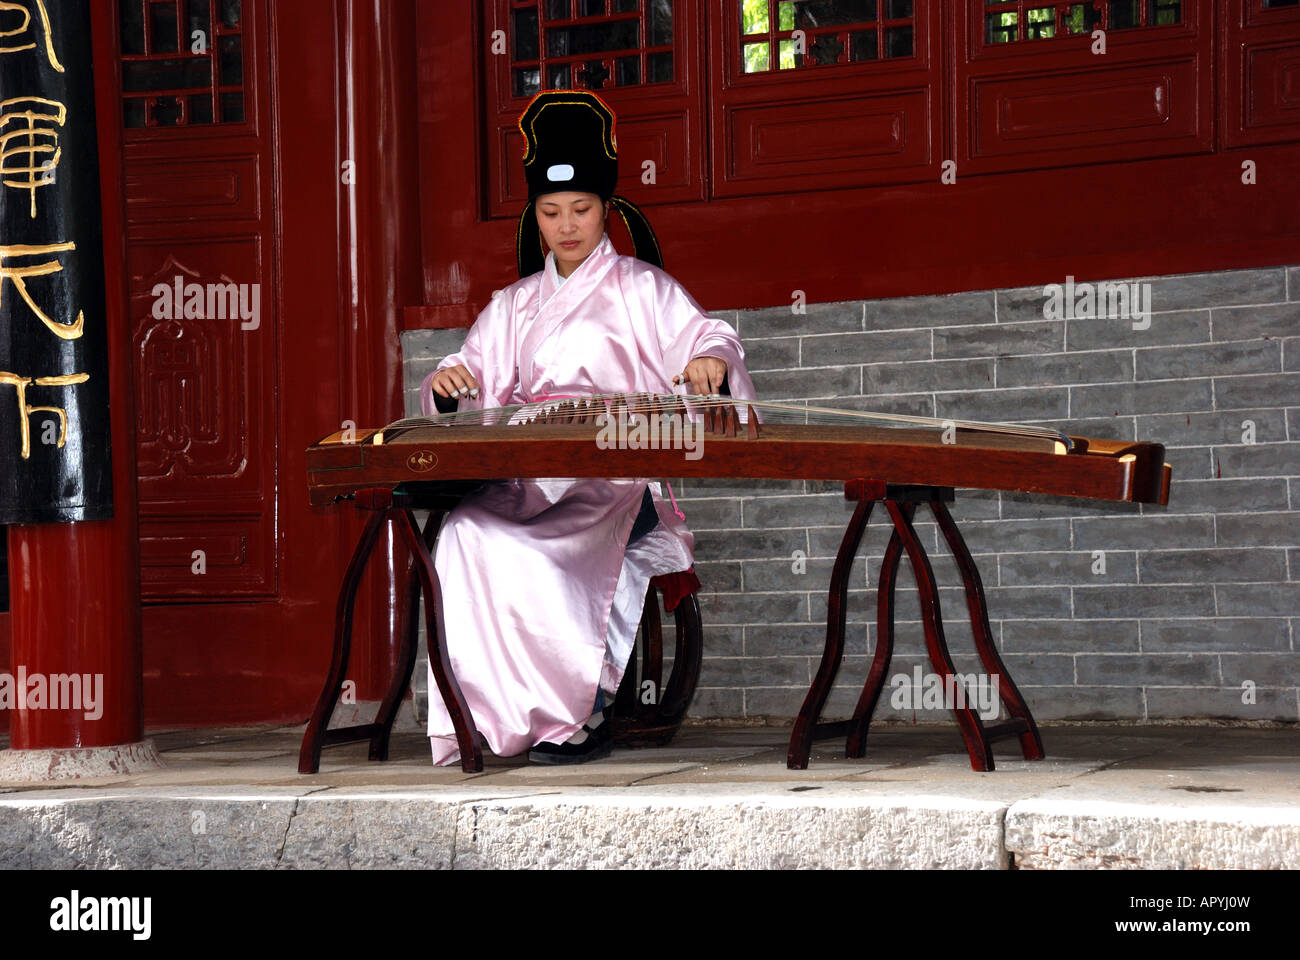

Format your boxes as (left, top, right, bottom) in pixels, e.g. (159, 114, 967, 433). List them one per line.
(0, 722, 1296, 869)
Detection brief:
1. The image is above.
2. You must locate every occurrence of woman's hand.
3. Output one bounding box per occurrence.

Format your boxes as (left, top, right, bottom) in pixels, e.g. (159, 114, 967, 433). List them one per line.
(673, 355, 728, 395)
(431, 364, 480, 400)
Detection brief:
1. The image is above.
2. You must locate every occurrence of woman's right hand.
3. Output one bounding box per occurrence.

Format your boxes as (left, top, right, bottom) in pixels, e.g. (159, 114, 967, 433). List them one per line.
(431, 364, 480, 401)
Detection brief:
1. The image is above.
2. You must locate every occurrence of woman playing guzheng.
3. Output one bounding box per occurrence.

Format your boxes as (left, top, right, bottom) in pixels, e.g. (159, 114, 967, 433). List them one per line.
(418, 90, 757, 766)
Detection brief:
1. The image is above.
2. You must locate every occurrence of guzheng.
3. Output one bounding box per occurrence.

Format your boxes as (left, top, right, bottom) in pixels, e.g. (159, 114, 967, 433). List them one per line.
(306, 393, 1171, 506)
(299, 394, 1172, 777)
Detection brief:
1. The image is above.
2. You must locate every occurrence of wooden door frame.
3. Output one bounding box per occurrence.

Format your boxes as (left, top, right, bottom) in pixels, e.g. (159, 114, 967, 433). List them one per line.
(102, 0, 422, 725)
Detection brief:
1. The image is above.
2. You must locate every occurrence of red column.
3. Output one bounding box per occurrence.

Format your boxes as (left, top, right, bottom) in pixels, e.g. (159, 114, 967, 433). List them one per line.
(6, 1, 141, 752)
(335, 0, 424, 699)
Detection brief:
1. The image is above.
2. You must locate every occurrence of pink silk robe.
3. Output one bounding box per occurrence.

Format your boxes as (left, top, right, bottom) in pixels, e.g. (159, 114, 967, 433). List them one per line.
(418, 232, 757, 766)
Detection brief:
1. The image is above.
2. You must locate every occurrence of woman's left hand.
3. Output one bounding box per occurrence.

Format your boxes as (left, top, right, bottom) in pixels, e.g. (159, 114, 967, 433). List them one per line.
(674, 355, 728, 395)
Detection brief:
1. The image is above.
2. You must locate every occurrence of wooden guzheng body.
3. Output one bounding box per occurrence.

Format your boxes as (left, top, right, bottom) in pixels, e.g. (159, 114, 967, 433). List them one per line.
(300, 394, 1171, 775)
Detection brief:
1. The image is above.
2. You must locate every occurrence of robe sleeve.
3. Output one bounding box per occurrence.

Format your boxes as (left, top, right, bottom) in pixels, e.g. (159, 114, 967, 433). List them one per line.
(418, 290, 523, 416)
(649, 269, 758, 402)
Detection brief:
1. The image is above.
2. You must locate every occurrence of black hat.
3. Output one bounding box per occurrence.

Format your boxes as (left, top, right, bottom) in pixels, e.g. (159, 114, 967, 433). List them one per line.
(515, 90, 663, 278)
(520, 90, 619, 201)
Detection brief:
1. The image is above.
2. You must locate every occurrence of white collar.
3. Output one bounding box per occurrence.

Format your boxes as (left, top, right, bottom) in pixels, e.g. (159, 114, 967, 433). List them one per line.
(546, 232, 611, 282)
(544, 249, 567, 289)
(542, 232, 611, 303)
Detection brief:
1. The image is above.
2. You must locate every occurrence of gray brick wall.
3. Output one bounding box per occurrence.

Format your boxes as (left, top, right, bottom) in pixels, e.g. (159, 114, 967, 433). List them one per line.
(401, 263, 1300, 726)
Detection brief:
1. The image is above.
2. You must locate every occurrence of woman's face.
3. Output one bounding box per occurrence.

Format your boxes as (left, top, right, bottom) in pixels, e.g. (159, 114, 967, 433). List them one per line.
(535, 191, 608, 275)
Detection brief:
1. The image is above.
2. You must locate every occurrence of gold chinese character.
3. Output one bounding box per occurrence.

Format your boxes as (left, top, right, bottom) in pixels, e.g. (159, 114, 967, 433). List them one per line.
(0, 370, 87, 459)
(0, 96, 65, 218)
(0, 241, 83, 339)
(0, 1, 65, 72)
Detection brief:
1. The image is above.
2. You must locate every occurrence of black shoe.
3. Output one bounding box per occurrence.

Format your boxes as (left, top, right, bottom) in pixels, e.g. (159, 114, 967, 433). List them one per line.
(528, 720, 612, 765)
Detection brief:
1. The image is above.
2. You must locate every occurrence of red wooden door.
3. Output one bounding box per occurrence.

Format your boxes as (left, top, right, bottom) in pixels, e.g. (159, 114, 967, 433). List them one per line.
(109, 0, 416, 725)
(122, 0, 278, 603)
(117, 0, 293, 721)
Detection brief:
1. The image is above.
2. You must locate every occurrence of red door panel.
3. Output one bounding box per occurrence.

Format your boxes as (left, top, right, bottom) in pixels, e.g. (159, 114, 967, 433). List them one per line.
(967, 59, 1203, 158)
(1223, 0, 1300, 147)
(125, 156, 263, 223)
(128, 238, 276, 599)
(726, 87, 932, 182)
(956, 0, 1213, 174)
(709, 0, 944, 196)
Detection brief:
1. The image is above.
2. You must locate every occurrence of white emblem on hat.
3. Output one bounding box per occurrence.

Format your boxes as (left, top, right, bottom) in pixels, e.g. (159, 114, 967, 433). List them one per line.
(546, 163, 575, 182)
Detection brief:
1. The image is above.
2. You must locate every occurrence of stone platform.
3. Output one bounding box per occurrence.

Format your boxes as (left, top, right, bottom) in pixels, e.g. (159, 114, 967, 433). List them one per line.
(0, 723, 1296, 869)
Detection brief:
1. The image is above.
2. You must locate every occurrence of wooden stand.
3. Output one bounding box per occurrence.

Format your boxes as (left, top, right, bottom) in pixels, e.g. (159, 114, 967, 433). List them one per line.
(301, 477, 1045, 775)
(298, 487, 483, 774)
(788, 480, 1045, 772)
(298, 485, 706, 773)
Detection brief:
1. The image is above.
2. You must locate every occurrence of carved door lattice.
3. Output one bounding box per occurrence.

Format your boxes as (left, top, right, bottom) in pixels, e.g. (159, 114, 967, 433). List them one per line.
(739, 0, 918, 72)
(508, 0, 674, 97)
(120, 0, 246, 128)
(982, 0, 1182, 44)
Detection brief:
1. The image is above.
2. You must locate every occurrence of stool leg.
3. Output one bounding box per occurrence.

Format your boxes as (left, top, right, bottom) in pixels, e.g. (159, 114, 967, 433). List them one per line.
(611, 586, 703, 748)
(299, 509, 388, 774)
(395, 509, 483, 773)
(847, 526, 904, 758)
(612, 642, 638, 719)
(885, 501, 995, 772)
(658, 593, 703, 724)
(788, 496, 875, 770)
(640, 585, 664, 719)
(931, 500, 1044, 761)
(613, 587, 659, 724)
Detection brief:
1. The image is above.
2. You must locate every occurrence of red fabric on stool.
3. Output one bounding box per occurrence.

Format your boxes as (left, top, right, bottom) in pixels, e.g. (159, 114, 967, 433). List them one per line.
(649, 568, 701, 612)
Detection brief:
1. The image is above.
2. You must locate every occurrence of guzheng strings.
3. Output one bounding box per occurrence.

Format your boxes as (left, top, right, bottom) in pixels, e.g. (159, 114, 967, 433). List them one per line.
(383, 392, 1073, 451)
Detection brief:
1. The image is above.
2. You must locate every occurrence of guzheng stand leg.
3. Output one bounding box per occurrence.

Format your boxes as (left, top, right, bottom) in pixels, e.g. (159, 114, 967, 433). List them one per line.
(298, 489, 483, 774)
(367, 509, 445, 763)
(787, 480, 883, 769)
(394, 507, 483, 772)
(297, 508, 388, 775)
(931, 500, 1044, 761)
(786, 481, 1045, 772)
(846, 526, 904, 758)
(885, 499, 995, 772)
